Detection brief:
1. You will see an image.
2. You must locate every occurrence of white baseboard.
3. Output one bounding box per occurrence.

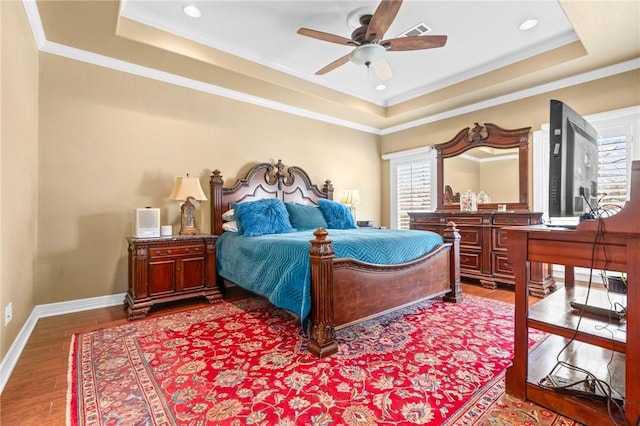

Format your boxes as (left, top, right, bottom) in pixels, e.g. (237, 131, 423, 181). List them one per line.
(0, 293, 125, 394)
(552, 265, 611, 287)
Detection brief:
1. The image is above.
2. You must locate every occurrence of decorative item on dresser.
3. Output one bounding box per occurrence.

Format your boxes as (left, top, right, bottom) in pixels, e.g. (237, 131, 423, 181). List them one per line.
(125, 234, 220, 319)
(210, 160, 462, 358)
(409, 123, 555, 296)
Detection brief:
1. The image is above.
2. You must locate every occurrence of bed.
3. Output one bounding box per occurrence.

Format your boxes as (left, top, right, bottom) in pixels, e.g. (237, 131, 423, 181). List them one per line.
(210, 160, 462, 357)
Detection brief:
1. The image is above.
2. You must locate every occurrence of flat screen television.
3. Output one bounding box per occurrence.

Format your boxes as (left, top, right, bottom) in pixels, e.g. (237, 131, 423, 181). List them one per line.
(548, 99, 599, 218)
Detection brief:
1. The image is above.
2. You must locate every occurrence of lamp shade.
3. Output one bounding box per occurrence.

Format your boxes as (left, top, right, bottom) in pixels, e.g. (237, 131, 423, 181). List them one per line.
(341, 189, 360, 205)
(168, 175, 207, 201)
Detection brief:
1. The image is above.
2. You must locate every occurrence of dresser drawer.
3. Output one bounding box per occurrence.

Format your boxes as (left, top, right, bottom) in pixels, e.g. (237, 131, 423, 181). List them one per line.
(492, 252, 514, 277)
(446, 215, 484, 225)
(149, 244, 204, 259)
(492, 227, 510, 250)
(410, 214, 444, 225)
(458, 227, 483, 249)
(493, 214, 541, 226)
(460, 250, 482, 272)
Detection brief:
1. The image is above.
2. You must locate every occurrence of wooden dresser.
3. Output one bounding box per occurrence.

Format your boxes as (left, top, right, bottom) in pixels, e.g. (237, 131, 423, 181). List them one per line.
(126, 234, 221, 319)
(409, 211, 555, 296)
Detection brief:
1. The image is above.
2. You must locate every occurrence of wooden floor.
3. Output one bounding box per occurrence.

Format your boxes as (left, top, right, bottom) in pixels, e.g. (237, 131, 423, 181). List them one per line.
(0, 282, 527, 425)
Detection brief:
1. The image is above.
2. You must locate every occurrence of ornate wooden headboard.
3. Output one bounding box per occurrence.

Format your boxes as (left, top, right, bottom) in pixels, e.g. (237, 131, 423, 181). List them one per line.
(209, 160, 334, 235)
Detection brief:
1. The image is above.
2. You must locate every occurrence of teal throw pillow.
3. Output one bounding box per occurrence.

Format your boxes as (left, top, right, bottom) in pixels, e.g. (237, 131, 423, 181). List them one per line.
(285, 202, 329, 230)
(317, 199, 357, 229)
(233, 199, 295, 237)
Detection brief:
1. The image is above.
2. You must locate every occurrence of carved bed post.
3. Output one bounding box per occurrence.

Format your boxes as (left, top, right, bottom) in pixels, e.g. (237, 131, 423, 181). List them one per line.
(308, 227, 338, 358)
(323, 179, 334, 201)
(442, 221, 463, 303)
(210, 170, 224, 236)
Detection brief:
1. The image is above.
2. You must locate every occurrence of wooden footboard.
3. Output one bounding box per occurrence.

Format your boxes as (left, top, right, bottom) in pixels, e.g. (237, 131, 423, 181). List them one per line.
(308, 222, 461, 358)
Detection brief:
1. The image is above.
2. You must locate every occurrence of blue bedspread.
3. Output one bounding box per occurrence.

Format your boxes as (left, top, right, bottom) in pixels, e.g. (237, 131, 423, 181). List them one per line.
(216, 228, 444, 322)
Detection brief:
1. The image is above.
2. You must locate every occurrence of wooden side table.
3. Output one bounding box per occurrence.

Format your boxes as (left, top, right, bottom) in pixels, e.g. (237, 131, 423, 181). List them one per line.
(126, 234, 221, 319)
(505, 160, 640, 425)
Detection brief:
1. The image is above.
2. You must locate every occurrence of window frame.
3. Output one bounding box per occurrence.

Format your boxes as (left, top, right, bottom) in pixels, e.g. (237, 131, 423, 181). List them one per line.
(383, 146, 437, 229)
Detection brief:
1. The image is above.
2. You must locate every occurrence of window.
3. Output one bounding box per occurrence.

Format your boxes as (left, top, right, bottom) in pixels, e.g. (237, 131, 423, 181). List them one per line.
(534, 105, 639, 220)
(383, 147, 436, 229)
(597, 125, 630, 210)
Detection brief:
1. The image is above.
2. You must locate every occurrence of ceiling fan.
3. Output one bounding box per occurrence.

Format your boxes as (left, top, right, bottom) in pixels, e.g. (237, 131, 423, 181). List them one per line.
(297, 0, 447, 80)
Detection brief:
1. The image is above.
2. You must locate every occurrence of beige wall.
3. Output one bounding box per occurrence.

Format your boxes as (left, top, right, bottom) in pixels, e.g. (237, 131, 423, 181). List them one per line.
(1, 1, 39, 360)
(380, 70, 640, 224)
(37, 53, 381, 304)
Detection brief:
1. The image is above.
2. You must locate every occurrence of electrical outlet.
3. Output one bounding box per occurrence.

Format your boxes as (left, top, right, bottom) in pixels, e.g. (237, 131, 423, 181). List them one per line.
(4, 302, 12, 326)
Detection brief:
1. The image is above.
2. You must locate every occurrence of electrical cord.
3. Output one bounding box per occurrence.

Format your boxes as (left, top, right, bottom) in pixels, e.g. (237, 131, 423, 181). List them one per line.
(538, 216, 627, 424)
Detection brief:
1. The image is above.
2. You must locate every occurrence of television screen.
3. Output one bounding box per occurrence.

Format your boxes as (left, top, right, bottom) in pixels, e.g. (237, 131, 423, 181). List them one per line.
(548, 100, 599, 218)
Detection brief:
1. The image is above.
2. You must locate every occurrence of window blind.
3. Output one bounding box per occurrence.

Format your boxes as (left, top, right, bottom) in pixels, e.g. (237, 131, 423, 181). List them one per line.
(598, 133, 627, 208)
(396, 160, 432, 229)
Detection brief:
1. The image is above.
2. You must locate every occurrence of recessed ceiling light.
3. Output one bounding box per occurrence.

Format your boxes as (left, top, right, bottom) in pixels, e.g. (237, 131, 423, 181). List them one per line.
(183, 5, 202, 18)
(519, 19, 538, 31)
(376, 83, 387, 91)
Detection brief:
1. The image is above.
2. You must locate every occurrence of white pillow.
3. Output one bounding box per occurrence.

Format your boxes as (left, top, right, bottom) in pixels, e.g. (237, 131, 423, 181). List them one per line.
(222, 209, 234, 222)
(222, 221, 238, 232)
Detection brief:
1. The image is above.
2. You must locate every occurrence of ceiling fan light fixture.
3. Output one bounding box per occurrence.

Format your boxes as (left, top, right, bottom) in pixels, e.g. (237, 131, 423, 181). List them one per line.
(349, 44, 386, 66)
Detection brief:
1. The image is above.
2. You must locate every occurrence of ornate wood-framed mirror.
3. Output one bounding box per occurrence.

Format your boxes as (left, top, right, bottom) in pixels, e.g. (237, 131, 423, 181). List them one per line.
(435, 123, 531, 211)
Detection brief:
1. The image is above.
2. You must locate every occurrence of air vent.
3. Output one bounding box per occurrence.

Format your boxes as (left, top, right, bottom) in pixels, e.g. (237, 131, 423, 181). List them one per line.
(398, 22, 432, 37)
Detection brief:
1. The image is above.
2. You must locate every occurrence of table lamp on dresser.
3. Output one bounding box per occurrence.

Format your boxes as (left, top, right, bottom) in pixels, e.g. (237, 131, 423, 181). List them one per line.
(341, 189, 360, 220)
(168, 174, 207, 235)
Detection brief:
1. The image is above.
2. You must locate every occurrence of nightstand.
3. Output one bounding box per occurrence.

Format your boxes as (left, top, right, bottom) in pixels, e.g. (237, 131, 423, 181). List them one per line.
(125, 234, 221, 319)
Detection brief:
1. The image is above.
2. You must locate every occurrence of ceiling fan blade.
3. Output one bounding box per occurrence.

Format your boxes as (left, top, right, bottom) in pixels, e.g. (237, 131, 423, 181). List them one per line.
(372, 58, 392, 81)
(297, 28, 358, 46)
(366, 0, 403, 42)
(315, 54, 351, 75)
(382, 35, 448, 51)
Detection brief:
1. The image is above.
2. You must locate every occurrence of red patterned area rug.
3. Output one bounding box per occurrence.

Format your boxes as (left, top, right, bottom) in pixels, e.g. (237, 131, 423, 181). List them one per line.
(448, 371, 581, 425)
(67, 295, 578, 425)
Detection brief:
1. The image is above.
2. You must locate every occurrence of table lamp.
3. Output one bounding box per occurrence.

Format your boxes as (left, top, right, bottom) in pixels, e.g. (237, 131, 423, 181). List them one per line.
(168, 174, 207, 235)
(341, 189, 360, 220)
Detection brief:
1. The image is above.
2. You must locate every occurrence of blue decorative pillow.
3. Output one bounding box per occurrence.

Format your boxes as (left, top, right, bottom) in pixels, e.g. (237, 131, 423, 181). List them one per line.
(317, 199, 357, 229)
(233, 199, 295, 237)
(285, 202, 329, 230)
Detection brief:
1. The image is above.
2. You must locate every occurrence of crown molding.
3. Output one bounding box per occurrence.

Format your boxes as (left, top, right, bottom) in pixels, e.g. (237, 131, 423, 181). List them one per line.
(21, 0, 640, 137)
